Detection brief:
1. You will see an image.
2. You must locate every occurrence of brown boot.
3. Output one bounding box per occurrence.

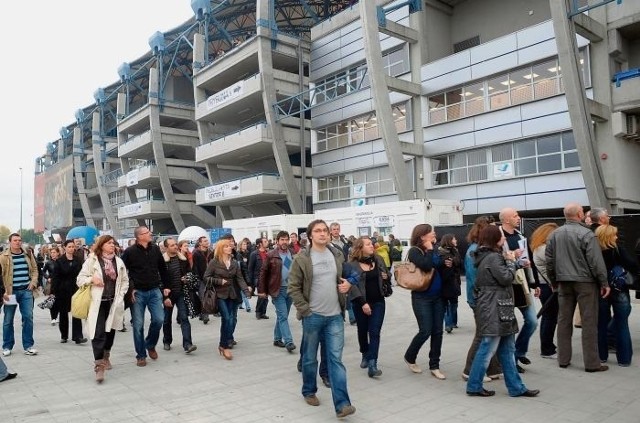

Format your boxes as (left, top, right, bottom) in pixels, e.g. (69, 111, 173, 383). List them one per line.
(103, 351, 112, 370)
(94, 360, 106, 383)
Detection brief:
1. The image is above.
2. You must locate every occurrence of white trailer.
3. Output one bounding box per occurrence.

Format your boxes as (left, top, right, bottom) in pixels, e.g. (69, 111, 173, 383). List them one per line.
(223, 214, 315, 242)
(313, 199, 462, 243)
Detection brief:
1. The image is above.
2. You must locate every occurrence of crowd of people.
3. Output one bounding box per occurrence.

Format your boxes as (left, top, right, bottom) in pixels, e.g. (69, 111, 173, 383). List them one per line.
(0, 203, 637, 418)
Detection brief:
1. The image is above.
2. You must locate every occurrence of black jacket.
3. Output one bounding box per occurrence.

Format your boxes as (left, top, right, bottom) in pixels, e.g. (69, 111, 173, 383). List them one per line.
(122, 243, 169, 291)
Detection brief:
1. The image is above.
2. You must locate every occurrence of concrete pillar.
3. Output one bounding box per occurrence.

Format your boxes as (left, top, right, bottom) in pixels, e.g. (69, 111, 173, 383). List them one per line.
(72, 127, 95, 227)
(92, 112, 121, 238)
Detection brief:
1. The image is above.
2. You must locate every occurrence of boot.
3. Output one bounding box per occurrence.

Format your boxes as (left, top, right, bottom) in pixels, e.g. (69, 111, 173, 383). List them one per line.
(367, 359, 382, 378)
(360, 354, 368, 369)
(94, 360, 106, 383)
(103, 351, 112, 370)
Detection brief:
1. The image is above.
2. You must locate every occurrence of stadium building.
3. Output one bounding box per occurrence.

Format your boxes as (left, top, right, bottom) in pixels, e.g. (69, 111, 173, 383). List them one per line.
(33, 0, 640, 238)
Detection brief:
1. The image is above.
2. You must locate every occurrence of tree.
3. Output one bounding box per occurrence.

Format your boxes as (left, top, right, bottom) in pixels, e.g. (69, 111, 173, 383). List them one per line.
(19, 229, 43, 247)
(0, 225, 11, 244)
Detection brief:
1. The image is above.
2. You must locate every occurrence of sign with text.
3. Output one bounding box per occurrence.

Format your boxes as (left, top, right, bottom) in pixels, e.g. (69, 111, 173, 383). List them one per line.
(206, 81, 245, 110)
(204, 181, 242, 201)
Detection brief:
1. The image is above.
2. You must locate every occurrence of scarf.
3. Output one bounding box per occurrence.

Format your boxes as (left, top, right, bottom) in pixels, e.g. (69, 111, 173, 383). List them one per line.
(102, 252, 117, 280)
(358, 256, 375, 266)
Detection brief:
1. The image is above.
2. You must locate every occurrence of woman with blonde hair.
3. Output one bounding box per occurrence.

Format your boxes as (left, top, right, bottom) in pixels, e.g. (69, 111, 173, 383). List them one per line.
(203, 239, 252, 360)
(347, 236, 391, 377)
(76, 235, 129, 383)
(595, 224, 636, 366)
(530, 222, 559, 359)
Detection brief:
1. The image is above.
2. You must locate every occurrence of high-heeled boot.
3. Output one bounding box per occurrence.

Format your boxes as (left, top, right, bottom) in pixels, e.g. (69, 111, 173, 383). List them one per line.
(94, 360, 106, 383)
(103, 351, 112, 370)
(368, 359, 382, 378)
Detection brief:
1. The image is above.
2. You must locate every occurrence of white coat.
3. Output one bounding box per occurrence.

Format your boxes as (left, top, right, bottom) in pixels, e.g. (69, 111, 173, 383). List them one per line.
(76, 253, 129, 340)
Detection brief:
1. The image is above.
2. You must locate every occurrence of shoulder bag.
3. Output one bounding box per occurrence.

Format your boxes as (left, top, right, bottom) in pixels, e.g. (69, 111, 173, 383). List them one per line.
(71, 284, 92, 319)
(201, 287, 219, 314)
(394, 259, 434, 291)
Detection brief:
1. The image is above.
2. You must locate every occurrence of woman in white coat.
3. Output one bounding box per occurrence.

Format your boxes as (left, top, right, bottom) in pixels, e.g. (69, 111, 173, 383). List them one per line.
(76, 235, 129, 383)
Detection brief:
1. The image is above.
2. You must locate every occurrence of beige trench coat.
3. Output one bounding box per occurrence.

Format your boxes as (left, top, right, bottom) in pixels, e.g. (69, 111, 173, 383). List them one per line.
(76, 253, 129, 340)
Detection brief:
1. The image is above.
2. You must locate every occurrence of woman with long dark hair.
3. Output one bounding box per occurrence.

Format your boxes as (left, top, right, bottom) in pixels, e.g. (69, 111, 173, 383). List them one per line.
(203, 239, 252, 360)
(42, 245, 61, 325)
(466, 225, 538, 397)
(346, 236, 390, 377)
(76, 235, 129, 383)
(403, 224, 448, 380)
(438, 233, 462, 333)
(52, 240, 86, 344)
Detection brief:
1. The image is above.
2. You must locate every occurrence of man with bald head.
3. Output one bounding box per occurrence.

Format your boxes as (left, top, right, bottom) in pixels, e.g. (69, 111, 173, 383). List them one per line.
(498, 207, 539, 372)
(545, 202, 610, 372)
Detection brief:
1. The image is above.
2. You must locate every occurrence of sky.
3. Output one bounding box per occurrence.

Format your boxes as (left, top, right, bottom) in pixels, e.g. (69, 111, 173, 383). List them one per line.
(0, 1, 194, 233)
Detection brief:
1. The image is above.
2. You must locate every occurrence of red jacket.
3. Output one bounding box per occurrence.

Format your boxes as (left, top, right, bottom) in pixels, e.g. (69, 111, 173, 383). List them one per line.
(258, 248, 292, 297)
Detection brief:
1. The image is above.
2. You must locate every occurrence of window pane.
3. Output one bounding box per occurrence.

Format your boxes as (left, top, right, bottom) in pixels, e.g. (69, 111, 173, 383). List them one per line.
(318, 179, 327, 190)
(467, 149, 487, 166)
(431, 157, 448, 171)
(468, 165, 488, 182)
(446, 103, 462, 120)
(366, 182, 379, 195)
(451, 168, 467, 184)
(538, 154, 562, 172)
(433, 172, 448, 186)
(318, 190, 328, 201)
(429, 93, 445, 109)
(515, 140, 536, 158)
(339, 187, 350, 199)
(492, 144, 513, 162)
(489, 92, 510, 110)
(562, 131, 576, 150)
(451, 153, 466, 168)
(515, 158, 537, 175)
(564, 152, 580, 168)
(317, 140, 326, 151)
(352, 171, 365, 184)
(537, 135, 561, 155)
(445, 88, 463, 106)
(429, 109, 446, 124)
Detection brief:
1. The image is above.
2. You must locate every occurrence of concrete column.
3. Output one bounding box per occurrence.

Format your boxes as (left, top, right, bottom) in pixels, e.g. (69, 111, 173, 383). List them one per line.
(256, 0, 303, 214)
(72, 127, 95, 227)
(550, 0, 609, 209)
(92, 112, 121, 238)
(359, 0, 413, 200)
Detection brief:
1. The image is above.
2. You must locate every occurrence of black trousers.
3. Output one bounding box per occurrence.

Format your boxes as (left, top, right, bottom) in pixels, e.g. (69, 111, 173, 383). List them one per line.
(91, 300, 116, 360)
(59, 312, 83, 341)
(256, 297, 269, 316)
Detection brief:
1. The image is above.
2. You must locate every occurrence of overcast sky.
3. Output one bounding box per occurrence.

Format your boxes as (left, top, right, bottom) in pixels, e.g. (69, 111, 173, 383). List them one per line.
(0, 1, 193, 232)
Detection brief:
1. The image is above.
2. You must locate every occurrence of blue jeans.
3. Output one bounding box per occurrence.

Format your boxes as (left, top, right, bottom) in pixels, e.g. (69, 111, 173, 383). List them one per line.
(301, 313, 351, 412)
(218, 298, 239, 348)
(598, 290, 632, 365)
(0, 356, 8, 380)
(131, 288, 164, 359)
(538, 284, 558, 356)
(240, 291, 251, 311)
(444, 298, 458, 330)
(346, 299, 355, 323)
(162, 293, 193, 350)
(299, 330, 328, 378)
(2, 289, 35, 351)
(352, 300, 385, 360)
(272, 286, 293, 345)
(515, 302, 538, 359)
(404, 295, 444, 370)
(467, 334, 529, 396)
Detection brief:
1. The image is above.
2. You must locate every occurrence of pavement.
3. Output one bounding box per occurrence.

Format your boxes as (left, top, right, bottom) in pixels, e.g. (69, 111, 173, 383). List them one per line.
(1, 286, 640, 423)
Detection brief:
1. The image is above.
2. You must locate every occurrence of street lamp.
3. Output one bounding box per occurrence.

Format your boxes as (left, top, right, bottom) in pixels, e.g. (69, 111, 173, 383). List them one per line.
(19, 167, 23, 236)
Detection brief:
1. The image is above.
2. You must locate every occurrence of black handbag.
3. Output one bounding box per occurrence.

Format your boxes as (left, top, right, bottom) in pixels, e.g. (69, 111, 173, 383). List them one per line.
(201, 288, 219, 315)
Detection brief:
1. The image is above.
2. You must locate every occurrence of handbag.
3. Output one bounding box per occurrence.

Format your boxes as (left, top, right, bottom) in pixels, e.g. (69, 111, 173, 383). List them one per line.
(382, 279, 393, 297)
(394, 262, 434, 291)
(38, 295, 56, 310)
(71, 284, 92, 319)
(608, 264, 633, 291)
(201, 288, 219, 314)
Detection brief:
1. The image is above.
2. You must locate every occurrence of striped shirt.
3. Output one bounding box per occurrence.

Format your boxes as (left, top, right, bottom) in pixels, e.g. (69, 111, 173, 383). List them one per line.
(12, 252, 31, 290)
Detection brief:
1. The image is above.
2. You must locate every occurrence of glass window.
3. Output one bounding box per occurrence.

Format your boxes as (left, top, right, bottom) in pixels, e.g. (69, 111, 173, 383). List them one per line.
(451, 153, 466, 168)
(564, 151, 580, 168)
(537, 135, 561, 155)
(463, 82, 485, 116)
(488, 75, 510, 110)
(510, 68, 534, 105)
(468, 165, 488, 182)
(492, 144, 513, 162)
(533, 59, 559, 99)
(467, 149, 486, 166)
(352, 171, 365, 184)
(451, 168, 468, 184)
(515, 140, 536, 158)
(538, 154, 562, 173)
(515, 158, 537, 175)
(562, 131, 576, 150)
(431, 157, 448, 172)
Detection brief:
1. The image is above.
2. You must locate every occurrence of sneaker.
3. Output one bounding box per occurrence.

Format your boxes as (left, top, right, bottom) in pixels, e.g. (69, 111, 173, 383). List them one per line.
(185, 345, 197, 354)
(50, 319, 57, 326)
(273, 340, 286, 348)
(304, 395, 320, 406)
(336, 405, 356, 418)
(2, 349, 11, 357)
(404, 359, 422, 374)
(517, 356, 532, 365)
(285, 342, 296, 353)
(163, 343, 171, 351)
(24, 348, 38, 356)
(541, 353, 557, 359)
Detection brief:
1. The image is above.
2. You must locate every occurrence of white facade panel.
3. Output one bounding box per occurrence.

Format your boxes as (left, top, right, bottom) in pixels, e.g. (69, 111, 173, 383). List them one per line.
(523, 172, 585, 192)
(424, 118, 475, 141)
(422, 51, 471, 81)
(521, 112, 571, 138)
(474, 122, 523, 146)
(423, 68, 474, 94)
(520, 95, 567, 120)
(425, 132, 475, 156)
(372, 151, 389, 166)
(469, 33, 518, 65)
(470, 52, 519, 80)
(525, 189, 588, 210)
(516, 39, 557, 66)
(515, 21, 554, 48)
(474, 107, 522, 131)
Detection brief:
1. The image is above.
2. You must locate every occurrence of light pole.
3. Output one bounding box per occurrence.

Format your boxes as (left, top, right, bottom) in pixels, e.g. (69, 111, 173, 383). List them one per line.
(19, 167, 23, 236)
